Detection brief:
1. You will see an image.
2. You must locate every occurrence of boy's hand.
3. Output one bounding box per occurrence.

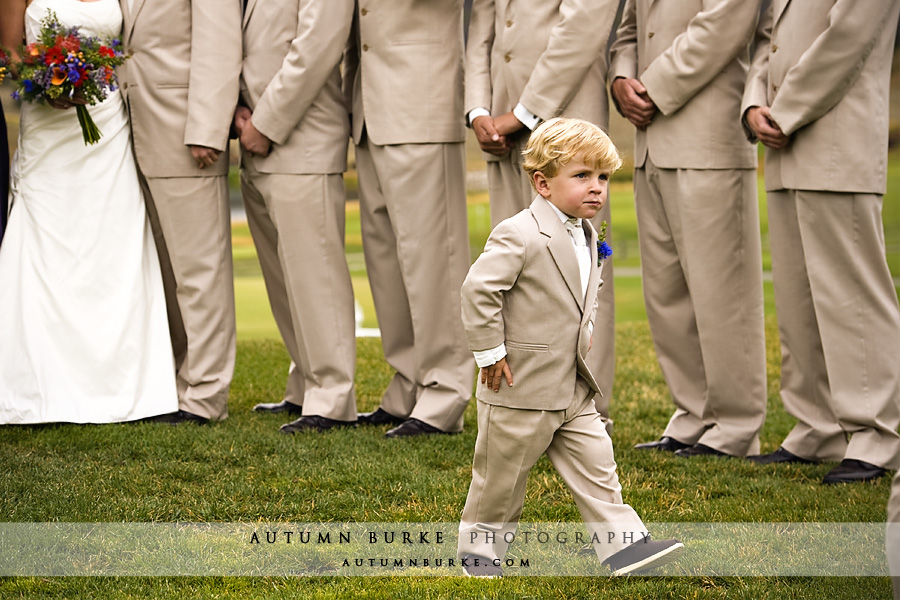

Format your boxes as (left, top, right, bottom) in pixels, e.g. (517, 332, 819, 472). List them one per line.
(481, 357, 514, 392)
(611, 77, 657, 129)
(472, 115, 511, 156)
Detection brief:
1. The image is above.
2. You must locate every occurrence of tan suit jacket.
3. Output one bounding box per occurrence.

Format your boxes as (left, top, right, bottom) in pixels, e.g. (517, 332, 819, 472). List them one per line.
(742, 0, 900, 194)
(461, 196, 604, 410)
(119, 0, 241, 178)
(240, 0, 350, 175)
(343, 0, 465, 146)
(465, 0, 619, 138)
(609, 0, 760, 169)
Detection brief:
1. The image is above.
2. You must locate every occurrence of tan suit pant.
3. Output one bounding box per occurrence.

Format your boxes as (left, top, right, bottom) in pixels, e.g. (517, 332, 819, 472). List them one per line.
(768, 189, 900, 469)
(486, 135, 615, 420)
(458, 380, 646, 563)
(889, 470, 900, 599)
(635, 160, 766, 456)
(141, 175, 235, 421)
(240, 165, 357, 422)
(355, 137, 475, 432)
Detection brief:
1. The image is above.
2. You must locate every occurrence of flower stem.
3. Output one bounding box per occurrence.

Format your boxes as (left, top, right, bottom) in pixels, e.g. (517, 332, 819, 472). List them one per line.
(76, 104, 101, 145)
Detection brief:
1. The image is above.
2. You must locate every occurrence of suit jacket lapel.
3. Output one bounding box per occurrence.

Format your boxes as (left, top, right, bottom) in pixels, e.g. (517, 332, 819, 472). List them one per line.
(243, 0, 259, 29)
(531, 197, 585, 312)
(124, 0, 146, 44)
(583, 222, 602, 320)
(773, 0, 791, 28)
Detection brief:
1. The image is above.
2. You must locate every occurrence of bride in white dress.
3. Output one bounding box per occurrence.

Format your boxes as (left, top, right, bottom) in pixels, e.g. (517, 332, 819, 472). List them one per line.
(0, 0, 177, 423)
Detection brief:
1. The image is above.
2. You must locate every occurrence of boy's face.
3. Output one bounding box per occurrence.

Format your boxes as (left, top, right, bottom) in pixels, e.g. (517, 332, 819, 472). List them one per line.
(533, 157, 609, 220)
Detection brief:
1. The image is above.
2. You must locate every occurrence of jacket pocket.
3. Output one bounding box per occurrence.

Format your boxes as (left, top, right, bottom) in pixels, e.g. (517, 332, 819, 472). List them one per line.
(506, 341, 549, 352)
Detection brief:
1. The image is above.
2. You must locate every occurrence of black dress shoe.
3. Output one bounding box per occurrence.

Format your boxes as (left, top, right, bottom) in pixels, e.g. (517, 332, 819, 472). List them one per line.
(822, 459, 887, 484)
(748, 446, 817, 465)
(634, 436, 690, 452)
(280, 415, 356, 434)
(253, 400, 303, 415)
(674, 443, 733, 458)
(147, 410, 209, 425)
(357, 407, 405, 426)
(385, 418, 452, 438)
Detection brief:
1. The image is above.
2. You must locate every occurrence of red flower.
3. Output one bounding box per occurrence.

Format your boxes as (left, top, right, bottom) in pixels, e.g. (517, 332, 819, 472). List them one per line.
(57, 34, 80, 54)
(44, 46, 63, 66)
(99, 46, 115, 59)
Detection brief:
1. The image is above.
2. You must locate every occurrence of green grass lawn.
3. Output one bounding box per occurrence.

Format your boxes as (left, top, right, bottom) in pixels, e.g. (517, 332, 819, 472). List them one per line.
(0, 321, 896, 598)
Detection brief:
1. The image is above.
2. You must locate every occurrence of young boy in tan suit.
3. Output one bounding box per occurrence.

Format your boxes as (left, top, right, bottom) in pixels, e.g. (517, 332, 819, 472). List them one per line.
(457, 118, 682, 577)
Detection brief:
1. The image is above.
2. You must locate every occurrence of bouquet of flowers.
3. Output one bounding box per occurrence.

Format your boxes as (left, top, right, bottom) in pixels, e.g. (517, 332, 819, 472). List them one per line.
(11, 11, 126, 145)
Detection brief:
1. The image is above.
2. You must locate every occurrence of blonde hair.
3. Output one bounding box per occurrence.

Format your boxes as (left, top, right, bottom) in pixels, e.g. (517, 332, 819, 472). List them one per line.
(522, 118, 623, 189)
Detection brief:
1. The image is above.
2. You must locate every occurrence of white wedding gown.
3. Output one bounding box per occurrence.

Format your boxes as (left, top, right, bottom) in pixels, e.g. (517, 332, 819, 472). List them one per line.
(0, 0, 177, 423)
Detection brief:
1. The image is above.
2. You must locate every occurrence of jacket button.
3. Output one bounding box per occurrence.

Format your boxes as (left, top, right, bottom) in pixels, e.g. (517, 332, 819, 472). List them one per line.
(504, 52, 511, 62)
(363, 43, 369, 52)
(361, 7, 368, 15)
(648, 32, 654, 38)
(506, 19, 512, 27)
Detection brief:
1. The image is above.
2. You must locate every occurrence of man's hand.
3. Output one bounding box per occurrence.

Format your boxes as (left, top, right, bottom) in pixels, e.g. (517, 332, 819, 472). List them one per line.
(472, 115, 511, 156)
(47, 92, 87, 111)
(233, 106, 251, 138)
(493, 111, 525, 137)
(745, 106, 790, 150)
(189, 145, 222, 169)
(239, 117, 272, 158)
(611, 77, 657, 129)
(481, 357, 513, 392)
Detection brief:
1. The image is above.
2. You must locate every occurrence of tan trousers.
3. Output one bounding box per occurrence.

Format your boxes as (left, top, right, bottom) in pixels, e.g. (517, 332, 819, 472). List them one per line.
(634, 159, 767, 456)
(355, 137, 475, 432)
(768, 189, 900, 469)
(141, 174, 235, 421)
(240, 165, 357, 422)
(486, 135, 615, 420)
(458, 380, 646, 563)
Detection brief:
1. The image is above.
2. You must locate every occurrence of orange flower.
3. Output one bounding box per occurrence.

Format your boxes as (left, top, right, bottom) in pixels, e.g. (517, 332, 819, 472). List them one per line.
(50, 66, 66, 85)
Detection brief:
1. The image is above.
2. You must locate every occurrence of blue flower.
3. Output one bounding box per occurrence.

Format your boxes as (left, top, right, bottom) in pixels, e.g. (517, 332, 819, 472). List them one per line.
(598, 240, 613, 261)
(22, 79, 34, 93)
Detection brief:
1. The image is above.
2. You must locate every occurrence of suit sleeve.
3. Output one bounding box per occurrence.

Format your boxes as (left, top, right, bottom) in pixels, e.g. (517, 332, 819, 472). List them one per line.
(251, 0, 354, 145)
(463, 0, 495, 115)
(768, 0, 898, 136)
(518, 0, 619, 121)
(342, 7, 359, 115)
(639, 0, 763, 116)
(607, 0, 638, 116)
(184, 0, 242, 151)
(740, 1, 773, 142)
(460, 221, 526, 352)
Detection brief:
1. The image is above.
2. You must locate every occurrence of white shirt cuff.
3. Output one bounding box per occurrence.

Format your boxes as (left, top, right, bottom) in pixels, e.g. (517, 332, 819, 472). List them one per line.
(473, 344, 507, 368)
(513, 103, 541, 131)
(467, 107, 491, 127)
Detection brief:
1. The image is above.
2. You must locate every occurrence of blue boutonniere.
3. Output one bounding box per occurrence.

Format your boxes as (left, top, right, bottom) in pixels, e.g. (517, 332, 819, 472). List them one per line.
(597, 220, 612, 265)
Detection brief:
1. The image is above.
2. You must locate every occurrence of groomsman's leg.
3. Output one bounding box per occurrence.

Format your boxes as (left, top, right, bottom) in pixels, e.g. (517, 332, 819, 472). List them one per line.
(356, 138, 474, 433)
(240, 165, 305, 409)
(664, 167, 766, 457)
(634, 163, 707, 447)
(142, 175, 235, 421)
(766, 190, 847, 462)
(793, 190, 900, 470)
(635, 162, 767, 456)
(243, 165, 357, 422)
